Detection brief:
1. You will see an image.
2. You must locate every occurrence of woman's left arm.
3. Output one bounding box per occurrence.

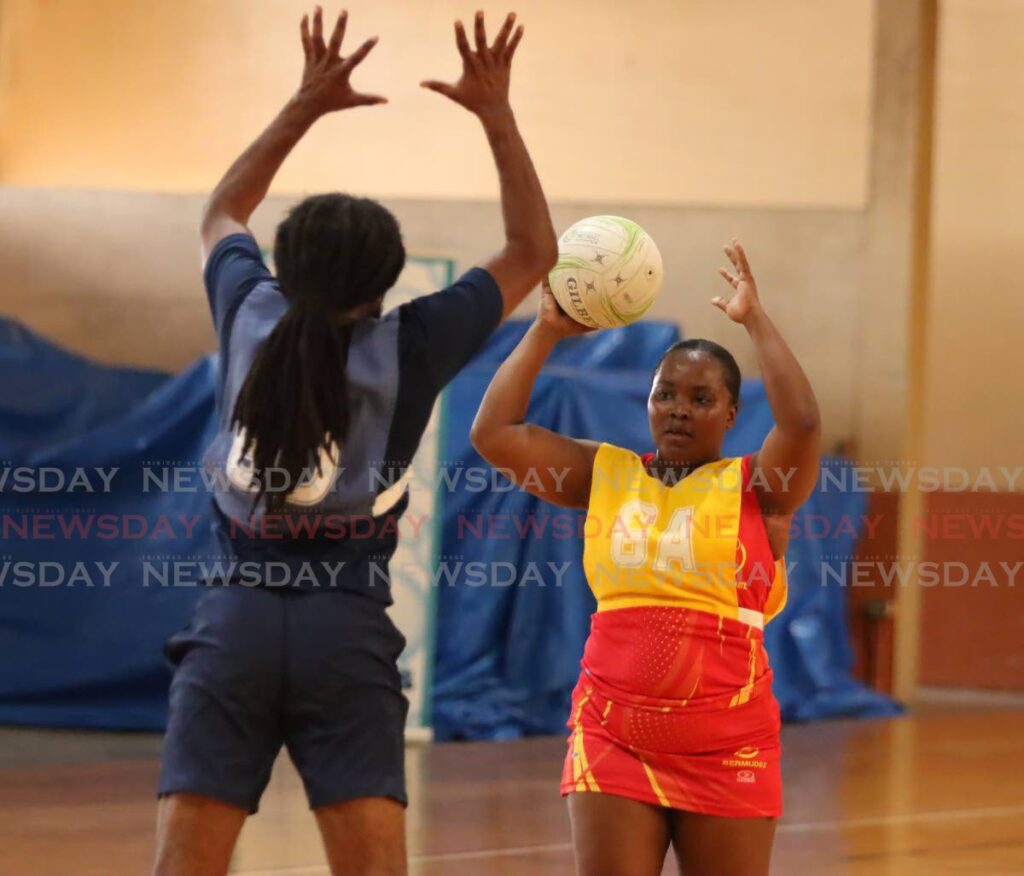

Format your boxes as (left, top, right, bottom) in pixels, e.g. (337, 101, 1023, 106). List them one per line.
(715, 239, 821, 514)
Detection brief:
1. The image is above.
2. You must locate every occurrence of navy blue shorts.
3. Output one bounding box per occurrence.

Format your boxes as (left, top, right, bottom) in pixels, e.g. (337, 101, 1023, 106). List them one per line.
(157, 585, 408, 813)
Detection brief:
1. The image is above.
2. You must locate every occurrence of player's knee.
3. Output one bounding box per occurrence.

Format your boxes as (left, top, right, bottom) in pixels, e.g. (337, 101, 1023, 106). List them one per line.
(336, 862, 406, 876)
(325, 847, 407, 876)
(152, 793, 247, 876)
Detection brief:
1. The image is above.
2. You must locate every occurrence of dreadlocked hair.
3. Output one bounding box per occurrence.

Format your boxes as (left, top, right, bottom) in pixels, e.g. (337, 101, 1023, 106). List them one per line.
(231, 193, 405, 514)
(653, 339, 742, 405)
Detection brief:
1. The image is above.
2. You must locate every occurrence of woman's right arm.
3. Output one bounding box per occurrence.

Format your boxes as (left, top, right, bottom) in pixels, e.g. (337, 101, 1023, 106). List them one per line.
(470, 286, 599, 509)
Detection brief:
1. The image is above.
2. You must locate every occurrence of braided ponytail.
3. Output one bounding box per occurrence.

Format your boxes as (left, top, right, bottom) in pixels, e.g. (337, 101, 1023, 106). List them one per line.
(230, 193, 405, 513)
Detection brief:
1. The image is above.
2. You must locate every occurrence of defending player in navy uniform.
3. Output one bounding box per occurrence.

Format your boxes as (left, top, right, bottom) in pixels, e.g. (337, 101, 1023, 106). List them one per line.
(151, 9, 557, 876)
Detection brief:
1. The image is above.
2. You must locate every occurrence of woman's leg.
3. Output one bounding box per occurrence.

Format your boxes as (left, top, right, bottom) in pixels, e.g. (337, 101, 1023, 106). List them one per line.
(669, 811, 776, 876)
(287, 592, 410, 875)
(568, 791, 672, 876)
(151, 793, 247, 876)
(315, 797, 407, 876)
(154, 586, 285, 875)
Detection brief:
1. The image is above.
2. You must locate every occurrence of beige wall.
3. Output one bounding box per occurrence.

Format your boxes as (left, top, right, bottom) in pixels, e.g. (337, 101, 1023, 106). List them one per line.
(922, 0, 1024, 473)
(0, 0, 874, 207)
(911, 0, 1024, 692)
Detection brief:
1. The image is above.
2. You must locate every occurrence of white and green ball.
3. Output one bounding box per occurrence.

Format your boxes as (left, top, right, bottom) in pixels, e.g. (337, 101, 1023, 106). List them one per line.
(548, 215, 663, 329)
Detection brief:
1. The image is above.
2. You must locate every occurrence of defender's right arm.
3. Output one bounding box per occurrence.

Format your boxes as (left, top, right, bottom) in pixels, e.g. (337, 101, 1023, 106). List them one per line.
(422, 12, 558, 316)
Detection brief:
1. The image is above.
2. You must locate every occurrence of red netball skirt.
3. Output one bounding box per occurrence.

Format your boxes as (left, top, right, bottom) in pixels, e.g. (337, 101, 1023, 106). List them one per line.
(560, 606, 783, 818)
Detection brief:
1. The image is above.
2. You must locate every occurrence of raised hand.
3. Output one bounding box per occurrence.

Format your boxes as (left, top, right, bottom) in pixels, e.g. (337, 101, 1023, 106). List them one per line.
(714, 238, 763, 324)
(421, 11, 524, 118)
(296, 7, 386, 116)
(537, 280, 598, 337)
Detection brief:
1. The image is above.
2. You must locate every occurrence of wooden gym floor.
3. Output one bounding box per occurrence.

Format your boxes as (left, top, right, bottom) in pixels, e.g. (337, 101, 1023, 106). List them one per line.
(1, 705, 1023, 875)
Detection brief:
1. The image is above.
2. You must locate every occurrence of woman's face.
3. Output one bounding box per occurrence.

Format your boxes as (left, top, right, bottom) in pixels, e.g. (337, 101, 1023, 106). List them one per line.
(647, 350, 737, 464)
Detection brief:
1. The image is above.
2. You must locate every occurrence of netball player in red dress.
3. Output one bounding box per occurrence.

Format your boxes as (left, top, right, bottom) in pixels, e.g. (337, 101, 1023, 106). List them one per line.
(471, 240, 821, 876)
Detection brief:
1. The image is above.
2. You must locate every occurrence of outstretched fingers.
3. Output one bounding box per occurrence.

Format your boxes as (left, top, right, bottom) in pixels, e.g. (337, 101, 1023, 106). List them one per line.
(473, 10, 490, 56)
(340, 35, 379, 73)
(718, 266, 739, 289)
(723, 243, 741, 273)
(732, 238, 752, 275)
(300, 14, 313, 60)
(491, 12, 516, 54)
(311, 6, 326, 59)
(326, 9, 348, 58)
(454, 19, 476, 66)
(504, 24, 525, 60)
(724, 238, 752, 277)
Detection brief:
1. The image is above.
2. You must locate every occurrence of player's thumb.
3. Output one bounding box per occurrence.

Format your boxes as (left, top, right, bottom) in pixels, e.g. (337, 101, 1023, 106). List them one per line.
(420, 80, 457, 100)
(352, 93, 388, 106)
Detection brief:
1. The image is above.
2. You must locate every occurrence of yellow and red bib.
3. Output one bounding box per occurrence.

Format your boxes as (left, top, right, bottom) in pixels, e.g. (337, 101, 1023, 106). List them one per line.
(583, 443, 786, 627)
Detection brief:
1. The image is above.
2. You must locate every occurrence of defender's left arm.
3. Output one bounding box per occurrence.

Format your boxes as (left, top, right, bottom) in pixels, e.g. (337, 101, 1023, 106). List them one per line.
(201, 8, 386, 263)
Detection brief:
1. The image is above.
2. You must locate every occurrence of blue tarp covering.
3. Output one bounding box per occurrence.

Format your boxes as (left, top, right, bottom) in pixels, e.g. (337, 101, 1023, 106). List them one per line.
(0, 319, 218, 728)
(434, 321, 902, 740)
(0, 317, 900, 731)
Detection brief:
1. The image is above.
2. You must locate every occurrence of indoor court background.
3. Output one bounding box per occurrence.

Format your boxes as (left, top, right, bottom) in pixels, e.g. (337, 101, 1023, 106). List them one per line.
(1, 1, 1023, 874)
